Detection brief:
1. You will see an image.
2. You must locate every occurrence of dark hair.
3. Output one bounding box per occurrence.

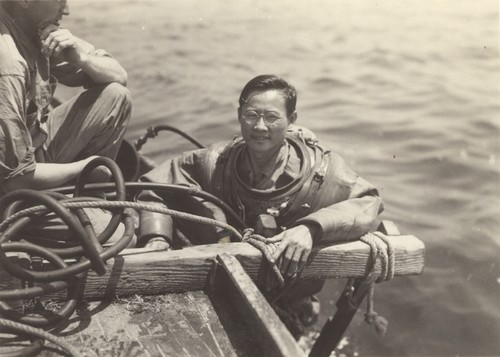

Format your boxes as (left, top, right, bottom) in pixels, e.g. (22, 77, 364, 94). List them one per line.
(238, 74, 297, 116)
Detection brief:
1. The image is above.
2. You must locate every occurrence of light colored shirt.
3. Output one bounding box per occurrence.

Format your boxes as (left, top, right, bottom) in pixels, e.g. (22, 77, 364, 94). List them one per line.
(237, 141, 301, 190)
(0, 4, 110, 183)
(0, 5, 43, 181)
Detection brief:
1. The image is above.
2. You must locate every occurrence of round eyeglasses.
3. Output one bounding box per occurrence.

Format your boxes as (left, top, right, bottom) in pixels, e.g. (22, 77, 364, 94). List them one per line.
(241, 111, 284, 126)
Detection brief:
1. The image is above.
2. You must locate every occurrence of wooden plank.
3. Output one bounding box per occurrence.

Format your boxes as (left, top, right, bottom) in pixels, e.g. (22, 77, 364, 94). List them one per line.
(210, 253, 306, 357)
(309, 279, 372, 357)
(310, 221, 407, 356)
(25, 292, 239, 357)
(377, 220, 401, 236)
(0, 235, 424, 300)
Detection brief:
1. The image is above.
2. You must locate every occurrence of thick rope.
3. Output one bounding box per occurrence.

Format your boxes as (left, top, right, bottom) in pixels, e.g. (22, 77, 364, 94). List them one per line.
(0, 318, 82, 357)
(358, 231, 395, 337)
(373, 231, 395, 280)
(242, 228, 285, 288)
(0, 200, 243, 241)
(241, 228, 315, 336)
(0, 199, 243, 353)
(1, 198, 398, 341)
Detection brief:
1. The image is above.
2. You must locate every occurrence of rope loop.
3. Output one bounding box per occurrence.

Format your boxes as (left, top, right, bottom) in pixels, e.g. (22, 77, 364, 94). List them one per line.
(0, 318, 83, 357)
(358, 231, 395, 337)
(359, 231, 395, 283)
(0, 156, 133, 353)
(241, 228, 285, 289)
(242, 228, 254, 241)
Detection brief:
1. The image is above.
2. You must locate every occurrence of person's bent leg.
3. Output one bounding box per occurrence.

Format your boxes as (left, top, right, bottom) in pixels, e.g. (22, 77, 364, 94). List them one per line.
(40, 84, 133, 247)
(44, 83, 132, 163)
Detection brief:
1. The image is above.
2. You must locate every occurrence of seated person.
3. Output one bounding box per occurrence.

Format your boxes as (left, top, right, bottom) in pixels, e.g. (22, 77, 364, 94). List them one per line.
(0, 0, 132, 246)
(137, 74, 383, 336)
(0, 0, 131, 195)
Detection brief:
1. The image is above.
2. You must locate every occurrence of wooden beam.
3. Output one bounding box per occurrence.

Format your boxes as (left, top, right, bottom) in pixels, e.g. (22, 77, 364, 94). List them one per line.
(309, 279, 372, 357)
(377, 220, 401, 236)
(210, 253, 306, 357)
(0, 235, 424, 300)
(309, 222, 408, 356)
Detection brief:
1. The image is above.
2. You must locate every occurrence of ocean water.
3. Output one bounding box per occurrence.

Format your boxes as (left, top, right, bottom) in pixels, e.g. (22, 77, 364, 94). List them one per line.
(58, 1, 500, 356)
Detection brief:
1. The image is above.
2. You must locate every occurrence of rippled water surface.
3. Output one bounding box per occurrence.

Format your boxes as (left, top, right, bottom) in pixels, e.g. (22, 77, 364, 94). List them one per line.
(59, 1, 500, 355)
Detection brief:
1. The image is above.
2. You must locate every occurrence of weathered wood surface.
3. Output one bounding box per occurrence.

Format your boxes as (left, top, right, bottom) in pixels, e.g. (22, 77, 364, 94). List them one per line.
(0, 234, 424, 300)
(1, 256, 305, 357)
(210, 253, 306, 357)
(3, 291, 240, 357)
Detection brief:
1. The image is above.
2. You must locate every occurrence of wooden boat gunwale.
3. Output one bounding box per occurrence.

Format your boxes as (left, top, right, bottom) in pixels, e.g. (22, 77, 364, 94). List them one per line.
(0, 220, 425, 356)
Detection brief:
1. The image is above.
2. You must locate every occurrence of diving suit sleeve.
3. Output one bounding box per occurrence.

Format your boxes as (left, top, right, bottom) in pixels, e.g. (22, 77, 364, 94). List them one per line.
(294, 176, 384, 243)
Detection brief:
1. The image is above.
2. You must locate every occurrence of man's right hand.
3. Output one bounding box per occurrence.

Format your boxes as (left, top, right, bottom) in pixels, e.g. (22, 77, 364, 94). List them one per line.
(38, 24, 128, 86)
(38, 24, 87, 63)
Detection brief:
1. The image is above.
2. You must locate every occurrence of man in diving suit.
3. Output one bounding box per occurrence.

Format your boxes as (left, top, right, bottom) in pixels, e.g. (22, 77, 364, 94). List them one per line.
(137, 74, 384, 336)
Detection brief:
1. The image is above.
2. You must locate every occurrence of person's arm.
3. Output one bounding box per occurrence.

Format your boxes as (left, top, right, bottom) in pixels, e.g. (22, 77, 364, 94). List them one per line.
(294, 178, 383, 243)
(39, 25, 127, 86)
(272, 172, 383, 277)
(1, 156, 109, 194)
(272, 196, 382, 277)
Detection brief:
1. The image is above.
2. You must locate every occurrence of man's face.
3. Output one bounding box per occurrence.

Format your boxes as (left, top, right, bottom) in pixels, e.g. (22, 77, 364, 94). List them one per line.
(25, 0, 69, 30)
(238, 90, 295, 155)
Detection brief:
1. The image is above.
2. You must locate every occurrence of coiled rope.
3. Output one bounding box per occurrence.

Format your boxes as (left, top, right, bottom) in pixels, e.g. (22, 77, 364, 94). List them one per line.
(357, 230, 395, 337)
(0, 153, 396, 351)
(0, 200, 243, 242)
(242, 228, 285, 288)
(0, 318, 82, 357)
(0, 157, 132, 356)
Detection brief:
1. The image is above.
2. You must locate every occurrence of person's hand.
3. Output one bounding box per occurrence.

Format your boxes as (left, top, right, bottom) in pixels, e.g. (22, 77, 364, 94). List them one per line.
(38, 24, 84, 63)
(271, 224, 317, 278)
(145, 237, 171, 251)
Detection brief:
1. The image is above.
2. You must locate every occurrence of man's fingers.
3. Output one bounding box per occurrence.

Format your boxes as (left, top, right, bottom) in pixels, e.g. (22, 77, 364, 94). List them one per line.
(285, 258, 297, 277)
(271, 235, 286, 261)
(41, 30, 75, 57)
(47, 39, 59, 56)
(53, 39, 75, 57)
(280, 247, 299, 276)
(41, 37, 58, 57)
(297, 249, 310, 273)
(39, 24, 59, 41)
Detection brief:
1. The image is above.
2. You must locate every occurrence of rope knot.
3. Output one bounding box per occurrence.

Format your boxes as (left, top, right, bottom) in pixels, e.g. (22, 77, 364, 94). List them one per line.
(364, 311, 389, 337)
(240, 228, 285, 289)
(242, 228, 255, 241)
(359, 231, 395, 283)
(364, 311, 377, 324)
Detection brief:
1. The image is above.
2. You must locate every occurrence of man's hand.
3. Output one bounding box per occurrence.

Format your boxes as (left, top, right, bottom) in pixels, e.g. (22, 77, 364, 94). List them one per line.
(38, 24, 86, 63)
(271, 224, 317, 278)
(38, 24, 128, 85)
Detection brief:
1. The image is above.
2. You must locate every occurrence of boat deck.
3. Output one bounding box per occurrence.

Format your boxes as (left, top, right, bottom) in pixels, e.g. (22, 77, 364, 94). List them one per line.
(0, 222, 425, 357)
(38, 291, 251, 357)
